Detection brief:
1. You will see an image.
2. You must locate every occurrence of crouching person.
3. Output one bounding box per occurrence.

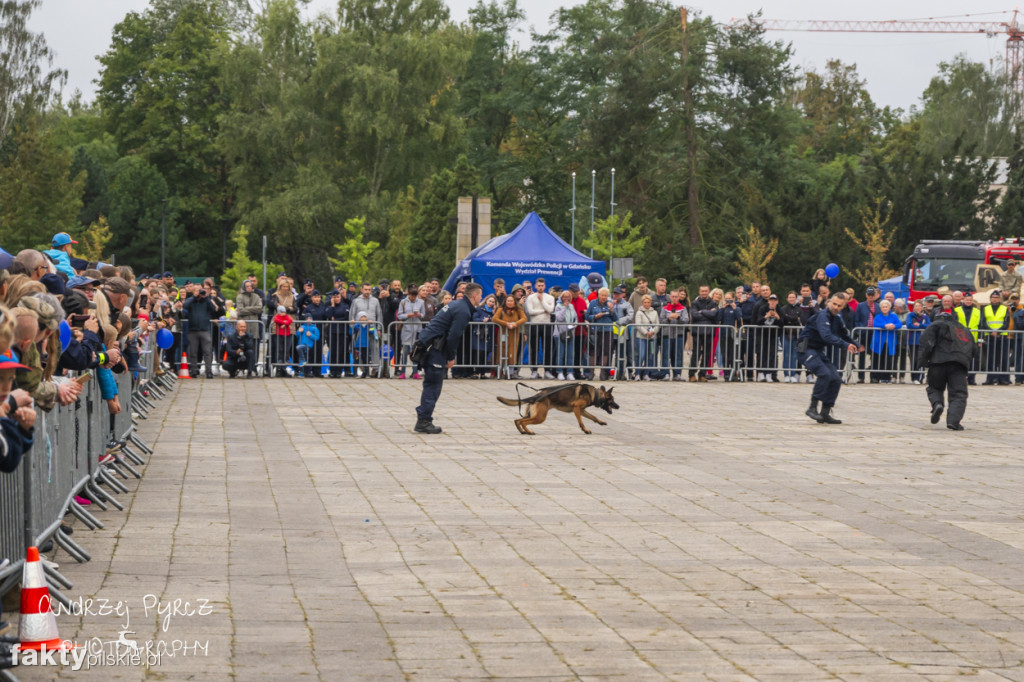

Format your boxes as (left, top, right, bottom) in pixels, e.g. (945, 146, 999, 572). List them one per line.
(223, 320, 257, 379)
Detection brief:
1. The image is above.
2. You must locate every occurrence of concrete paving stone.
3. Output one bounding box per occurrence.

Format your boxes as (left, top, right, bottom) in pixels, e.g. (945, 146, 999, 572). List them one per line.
(16, 380, 1024, 681)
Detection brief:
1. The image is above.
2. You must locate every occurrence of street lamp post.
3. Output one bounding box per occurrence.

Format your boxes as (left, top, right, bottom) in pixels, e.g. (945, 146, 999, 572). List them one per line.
(571, 172, 577, 248)
(159, 199, 168, 273)
(610, 168, 616, 283)
(590, 170, 596, 258)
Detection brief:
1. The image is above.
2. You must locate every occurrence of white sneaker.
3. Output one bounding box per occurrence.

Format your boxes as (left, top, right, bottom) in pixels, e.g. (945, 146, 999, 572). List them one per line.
(531, 370, 540, 379)
(912, 379, 921, 385)
(557, 372, 565, 381)
(567, 372, 576, 380)
(545, 370, 556, 379)
(757, 372, 765, 382)
(806, 376, 813, 383)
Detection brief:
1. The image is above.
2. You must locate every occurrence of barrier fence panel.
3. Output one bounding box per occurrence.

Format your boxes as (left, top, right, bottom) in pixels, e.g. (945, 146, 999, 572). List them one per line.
(504, 321, 622, 381)
(646, 323, 737, 381)
(736, 326, 808, 383)
(637, 322, 695, 381)
(0, 441, 26, 570)
(266, 320, 385, 378)
(846, 326, 1021, 385)
(207, 320, 266, 378)
(382, 321, 505, 379)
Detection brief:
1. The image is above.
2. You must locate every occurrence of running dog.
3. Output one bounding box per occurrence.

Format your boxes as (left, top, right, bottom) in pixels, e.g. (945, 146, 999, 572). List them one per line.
(496, 383, 619, 435)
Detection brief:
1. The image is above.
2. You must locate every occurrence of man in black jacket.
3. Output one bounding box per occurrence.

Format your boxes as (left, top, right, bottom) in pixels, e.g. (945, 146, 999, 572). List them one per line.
(689, 285, 719, 381)
(918, 312, 976, 430)
(182, 285, 221, 378)
(223, 321, 257, 378)
(414, 283, 482, 434)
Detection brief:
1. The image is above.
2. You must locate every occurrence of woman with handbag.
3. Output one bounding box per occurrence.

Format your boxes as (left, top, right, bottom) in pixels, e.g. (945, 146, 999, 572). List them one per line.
(492, 295, 527, 379)
(553, 290, 577, 381)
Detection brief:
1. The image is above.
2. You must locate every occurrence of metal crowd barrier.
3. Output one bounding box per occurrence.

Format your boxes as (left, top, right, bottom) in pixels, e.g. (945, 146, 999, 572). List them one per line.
(736, 326, 807, 382)
(0, 335, 176, 654)
(204, 319, 266, 377)
(220, 312, 1024, 386)
(500, 321, 621, 380)
(846, 325, 1020, 384)
(265, 320, 386, 377)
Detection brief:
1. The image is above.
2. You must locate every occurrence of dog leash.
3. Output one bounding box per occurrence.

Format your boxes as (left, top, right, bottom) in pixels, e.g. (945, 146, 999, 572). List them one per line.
(514, 382, 541, 418)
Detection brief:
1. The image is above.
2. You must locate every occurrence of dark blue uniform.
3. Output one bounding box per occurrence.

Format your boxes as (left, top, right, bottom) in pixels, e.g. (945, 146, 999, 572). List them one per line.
(415, 298, 475, 424)
(797, 308, 857, 407)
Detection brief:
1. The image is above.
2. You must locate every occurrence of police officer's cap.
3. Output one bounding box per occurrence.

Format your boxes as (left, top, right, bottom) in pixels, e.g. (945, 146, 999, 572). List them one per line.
(990, 290, 1002, 298)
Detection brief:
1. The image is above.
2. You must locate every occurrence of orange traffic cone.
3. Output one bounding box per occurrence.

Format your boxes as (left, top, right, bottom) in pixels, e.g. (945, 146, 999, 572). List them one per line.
(178, 352, 191, 379)
(18, 546, 74, 651)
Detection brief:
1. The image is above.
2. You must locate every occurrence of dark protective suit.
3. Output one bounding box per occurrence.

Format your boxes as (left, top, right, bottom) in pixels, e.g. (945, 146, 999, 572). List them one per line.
(797, 308, 857, 407)
(918, 314, 976, 428)
(415, 298, 476, 422)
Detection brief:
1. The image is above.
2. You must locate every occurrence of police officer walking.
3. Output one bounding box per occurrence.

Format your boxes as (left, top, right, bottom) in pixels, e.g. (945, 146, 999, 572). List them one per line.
(414, 283, 483, 434)
(797, 293, 862, 424)
(918, 311, 976, 431)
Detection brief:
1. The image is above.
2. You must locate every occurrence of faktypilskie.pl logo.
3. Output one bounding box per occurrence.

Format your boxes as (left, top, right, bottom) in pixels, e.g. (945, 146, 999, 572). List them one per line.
(10, 594, 213, 671)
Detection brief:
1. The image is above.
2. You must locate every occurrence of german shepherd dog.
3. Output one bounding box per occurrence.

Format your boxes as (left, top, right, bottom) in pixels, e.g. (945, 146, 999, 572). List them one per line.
(496, 383, 619, 435)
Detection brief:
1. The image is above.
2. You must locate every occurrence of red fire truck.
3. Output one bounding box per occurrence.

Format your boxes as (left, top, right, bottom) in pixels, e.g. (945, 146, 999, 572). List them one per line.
(903, 238, 1024, 302)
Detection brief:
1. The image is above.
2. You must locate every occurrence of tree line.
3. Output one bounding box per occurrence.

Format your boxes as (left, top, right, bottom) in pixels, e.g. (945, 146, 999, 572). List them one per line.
(2, 0, 1024, 292)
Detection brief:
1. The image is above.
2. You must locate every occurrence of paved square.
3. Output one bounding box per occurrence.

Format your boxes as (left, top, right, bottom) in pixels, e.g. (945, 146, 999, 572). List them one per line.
(21, 378, 1024, 680)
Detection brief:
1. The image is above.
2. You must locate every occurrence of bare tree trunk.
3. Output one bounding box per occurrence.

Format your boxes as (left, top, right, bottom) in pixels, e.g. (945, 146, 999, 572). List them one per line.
(681, 8, 699, 247)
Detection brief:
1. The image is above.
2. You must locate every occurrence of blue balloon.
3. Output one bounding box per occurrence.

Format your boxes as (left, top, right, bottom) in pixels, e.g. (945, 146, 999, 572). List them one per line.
(825, 263, 840, 279)
(58, 320, 72, 352)
(156, 328, 174, 349)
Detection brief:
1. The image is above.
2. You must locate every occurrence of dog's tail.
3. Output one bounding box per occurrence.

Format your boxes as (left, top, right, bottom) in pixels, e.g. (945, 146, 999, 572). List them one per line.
(496, 396, 520, 406)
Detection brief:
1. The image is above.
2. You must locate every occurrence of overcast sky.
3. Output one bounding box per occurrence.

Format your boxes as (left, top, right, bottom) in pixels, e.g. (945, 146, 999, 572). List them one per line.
(30, 0, 1007, 112)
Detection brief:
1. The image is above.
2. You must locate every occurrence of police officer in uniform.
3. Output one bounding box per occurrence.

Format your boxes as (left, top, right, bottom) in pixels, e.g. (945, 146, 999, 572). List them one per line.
(981, 290, 1011, 385)
(955, 293, 981, 384)
(797, 293, 862, 424)
(918, 311, 976, 430)
(414, 283, 483, 434)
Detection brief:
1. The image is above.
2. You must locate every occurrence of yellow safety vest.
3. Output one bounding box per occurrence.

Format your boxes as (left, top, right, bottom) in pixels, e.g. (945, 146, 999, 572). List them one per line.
(983, 304, 1008, 336)
(955, 306, 980, 341)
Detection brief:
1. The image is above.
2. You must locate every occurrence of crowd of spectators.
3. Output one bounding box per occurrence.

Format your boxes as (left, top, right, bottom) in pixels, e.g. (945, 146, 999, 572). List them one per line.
(196, 266, 1024, 385)
(1, 233, 162, 642)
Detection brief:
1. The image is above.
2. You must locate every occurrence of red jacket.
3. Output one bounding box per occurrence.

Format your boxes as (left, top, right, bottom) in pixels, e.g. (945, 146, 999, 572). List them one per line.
(273, 314, 294, 336)
(572, 296, 589, 336)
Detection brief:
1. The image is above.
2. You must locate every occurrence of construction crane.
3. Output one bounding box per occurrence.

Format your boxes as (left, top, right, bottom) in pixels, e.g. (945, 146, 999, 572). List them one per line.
(736, 10, 1024, 115)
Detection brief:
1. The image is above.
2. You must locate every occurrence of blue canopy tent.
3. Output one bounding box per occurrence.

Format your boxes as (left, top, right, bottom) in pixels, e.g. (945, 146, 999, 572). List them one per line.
(443, 212, 606, 295)
(876, 274, 909, 300)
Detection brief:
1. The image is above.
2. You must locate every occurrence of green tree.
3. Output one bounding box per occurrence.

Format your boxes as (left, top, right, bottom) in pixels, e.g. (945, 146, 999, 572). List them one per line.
(581, 211, 647, 273)
(329, 217, 379, 284)
(844, 198, 900, 287)
(915, 56, 1018, 158)
(97, 0, 232, 272)
(998, 128, 1024, 232)
(793, 60, 889, 161)
(0, 0, 65, 146)
(104, 155, 194, 272)
(221, 223, 283, 294)
(733, 224, 778, 285)
(77, 216, 113, 263)
(403, 155, 483, 283)
(0, 120, 85, 251)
